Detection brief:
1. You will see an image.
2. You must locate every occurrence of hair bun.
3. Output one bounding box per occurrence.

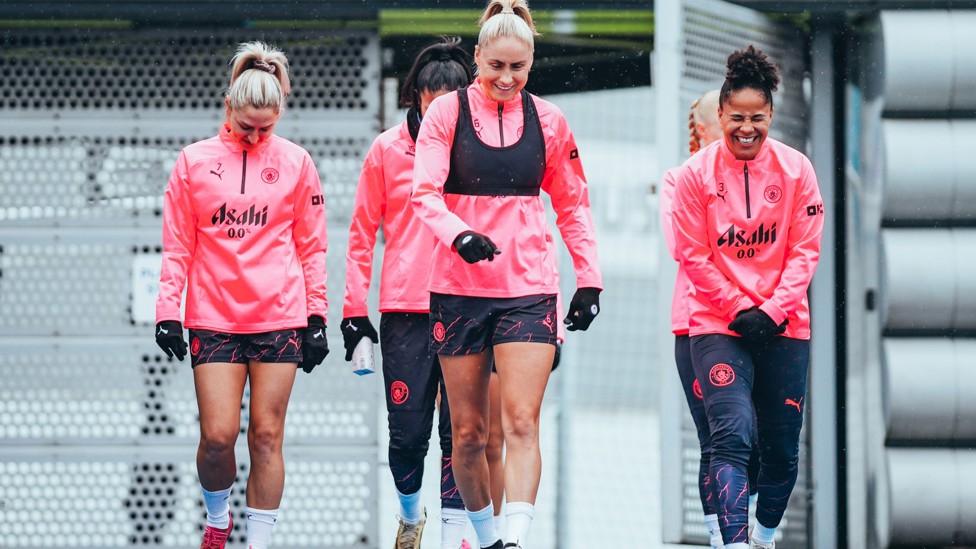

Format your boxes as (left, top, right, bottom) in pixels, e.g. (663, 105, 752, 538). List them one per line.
(725, 44, 779, 94)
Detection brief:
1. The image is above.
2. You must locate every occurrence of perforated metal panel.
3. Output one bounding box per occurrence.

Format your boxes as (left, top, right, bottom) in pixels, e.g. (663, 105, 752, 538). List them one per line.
(0, 450, 377, 548)
(0, 26, 381, 548)
(0, 29, 374, 112)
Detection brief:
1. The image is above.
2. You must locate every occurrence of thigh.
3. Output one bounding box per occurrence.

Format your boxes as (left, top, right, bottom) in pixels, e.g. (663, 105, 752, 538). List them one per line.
(494, 341, 552, 422)
(675, 335, 710, 441)
(752, 337, 810, 425)
(690, 334, 754, 404)
(438, 351, 493, 431)
(193, 361, 248, 438)
(246, 360, 298, 429)
(380, 313, 440, 413)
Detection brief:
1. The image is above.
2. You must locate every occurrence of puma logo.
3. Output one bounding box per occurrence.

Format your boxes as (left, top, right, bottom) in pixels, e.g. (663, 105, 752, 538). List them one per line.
(210, 162, 224, 180)
(312, 329, 324, 339)
(785, 397, 803, 412)
(344, 319, 357, 332)
(716, 190, 727, 202)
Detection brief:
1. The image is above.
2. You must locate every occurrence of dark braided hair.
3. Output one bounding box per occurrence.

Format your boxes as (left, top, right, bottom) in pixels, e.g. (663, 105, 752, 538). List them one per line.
(399, 36, 474, 109)
(720, 45, 780, 107)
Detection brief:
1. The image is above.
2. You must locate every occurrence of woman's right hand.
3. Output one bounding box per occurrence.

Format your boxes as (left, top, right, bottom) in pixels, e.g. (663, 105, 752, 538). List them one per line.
(340, 316, 379, 361)
(155, 321, 187, 361)
(728, 306, 788, 342)
(452, 230, 501, 263)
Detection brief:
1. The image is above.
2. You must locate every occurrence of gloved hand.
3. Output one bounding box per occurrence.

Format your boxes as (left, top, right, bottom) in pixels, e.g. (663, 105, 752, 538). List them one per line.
(301, 315, 329, 373)
(564, 287, 601, 331)
(728, 306, 788, 343)
(340, 316, 379, 362)
(453, 230, 501, 264)
(551, 340, 562, 371)
(155, 320, 187, 361)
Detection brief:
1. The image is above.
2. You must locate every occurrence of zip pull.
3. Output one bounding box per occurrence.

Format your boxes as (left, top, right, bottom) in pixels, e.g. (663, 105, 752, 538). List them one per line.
(240, 150, 248, 194)
(743, 163, 751, 219)
(498, 102, 504, 147)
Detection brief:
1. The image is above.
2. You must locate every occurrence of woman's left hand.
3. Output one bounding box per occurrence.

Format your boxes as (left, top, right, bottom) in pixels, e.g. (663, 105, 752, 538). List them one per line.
(301, 315, 330, 373)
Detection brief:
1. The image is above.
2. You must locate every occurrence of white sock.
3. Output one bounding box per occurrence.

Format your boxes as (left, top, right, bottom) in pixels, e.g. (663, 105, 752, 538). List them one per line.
(749, 492, 759, 508)
(441, 507, 468, 549)
(465, 502, 499, 548)
(493, 513, 503, 534)
(752, 522, 777, 545)
(397, 489, 424, 524)
(726, 544, 749, 549)
(245, 507, 279, 549)
(504, 501, 534, 548)
(201, 484, 232, 529)
(704, 513, 722, 548)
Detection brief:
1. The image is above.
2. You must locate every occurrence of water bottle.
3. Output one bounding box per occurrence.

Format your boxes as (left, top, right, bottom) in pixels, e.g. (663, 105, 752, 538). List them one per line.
(351, 337, 375, 376)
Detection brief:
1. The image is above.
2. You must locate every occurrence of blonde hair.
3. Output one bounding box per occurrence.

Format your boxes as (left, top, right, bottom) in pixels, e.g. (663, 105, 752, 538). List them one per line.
(688, 89, 720, 155)
(226, 41, 291, 112)
(478, 0, 538, 50)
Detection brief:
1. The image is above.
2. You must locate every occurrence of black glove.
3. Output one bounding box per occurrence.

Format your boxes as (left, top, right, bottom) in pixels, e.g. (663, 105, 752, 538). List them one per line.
(551, 340, 562, 371)
(301, 315, 329, 373)
(155, 320, 187, 361)
(340, 316, 379, 362)
(728, 306, 788, 343)
(564, 287, 601, 331)
(453, 230, 501, 264)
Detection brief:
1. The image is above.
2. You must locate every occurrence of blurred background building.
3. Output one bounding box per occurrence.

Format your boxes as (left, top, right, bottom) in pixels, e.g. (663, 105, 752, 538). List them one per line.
(0, 1, 974, 548)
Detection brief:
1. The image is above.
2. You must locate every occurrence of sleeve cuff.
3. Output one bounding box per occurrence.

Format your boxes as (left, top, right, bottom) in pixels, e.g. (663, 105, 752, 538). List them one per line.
(759, 301, 788, 326)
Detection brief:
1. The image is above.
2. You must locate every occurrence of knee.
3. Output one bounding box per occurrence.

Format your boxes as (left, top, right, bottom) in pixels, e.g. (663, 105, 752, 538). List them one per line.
(758, 421, 801, 468)
(707, 410, 754, 467)
(199, 429, 238, 459)
(389, 412, 434, 457)
(247, 424, 283, 461)
(451, 422, 487, 457)
(485, 432, 504, 463)
(503, 409, 539, 448)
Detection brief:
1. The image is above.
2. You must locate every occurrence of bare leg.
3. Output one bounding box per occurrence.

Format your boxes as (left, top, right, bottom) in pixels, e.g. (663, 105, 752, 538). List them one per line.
(244, 360, 297, 509)
(438, 351, 493, 511)
(194, 362, 248, 490)
(494, 342, 554, 505)
(485, 370, 505, 515)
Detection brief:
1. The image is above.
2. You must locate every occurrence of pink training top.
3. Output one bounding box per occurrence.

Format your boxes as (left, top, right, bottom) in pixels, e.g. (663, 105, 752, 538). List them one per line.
(659, 166, 693, 335)
(411, 80, 602, 298)
(156, 125, 328, 332)
(343, 120, 434, 316)
(671, 137, 823, 339)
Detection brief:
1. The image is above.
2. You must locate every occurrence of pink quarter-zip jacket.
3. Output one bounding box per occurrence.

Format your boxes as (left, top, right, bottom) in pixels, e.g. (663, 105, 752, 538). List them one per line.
(343, 120, 433, 316)
(156, 125, 328, 332)
(671, 137, 823, 339)
(410, 81, 602, 298)
(660, 166, 692, 335)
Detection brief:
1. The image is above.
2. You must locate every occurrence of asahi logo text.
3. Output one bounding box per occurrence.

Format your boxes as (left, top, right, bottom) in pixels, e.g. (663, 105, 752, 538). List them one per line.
(717, 222, 777, 248)
(211, 203, 269, 228)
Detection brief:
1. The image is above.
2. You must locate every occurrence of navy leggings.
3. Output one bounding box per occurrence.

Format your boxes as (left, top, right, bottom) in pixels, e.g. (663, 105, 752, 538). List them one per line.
(381, 313, 463, 510)
(675, 335, 759, 517)
(691, 334, 809, 545)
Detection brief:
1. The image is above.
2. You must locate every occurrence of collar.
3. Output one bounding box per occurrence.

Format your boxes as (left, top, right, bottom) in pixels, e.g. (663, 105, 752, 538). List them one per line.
(406, 105, 421, 142)
(718, 135, 772, 168)
(469, 79, 525, 110)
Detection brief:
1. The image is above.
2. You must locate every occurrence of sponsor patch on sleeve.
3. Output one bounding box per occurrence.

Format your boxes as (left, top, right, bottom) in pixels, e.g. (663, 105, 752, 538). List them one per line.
(569, 148, 579, 160)
(312, 195, 324, 206)
(806, 203, 824, 216)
